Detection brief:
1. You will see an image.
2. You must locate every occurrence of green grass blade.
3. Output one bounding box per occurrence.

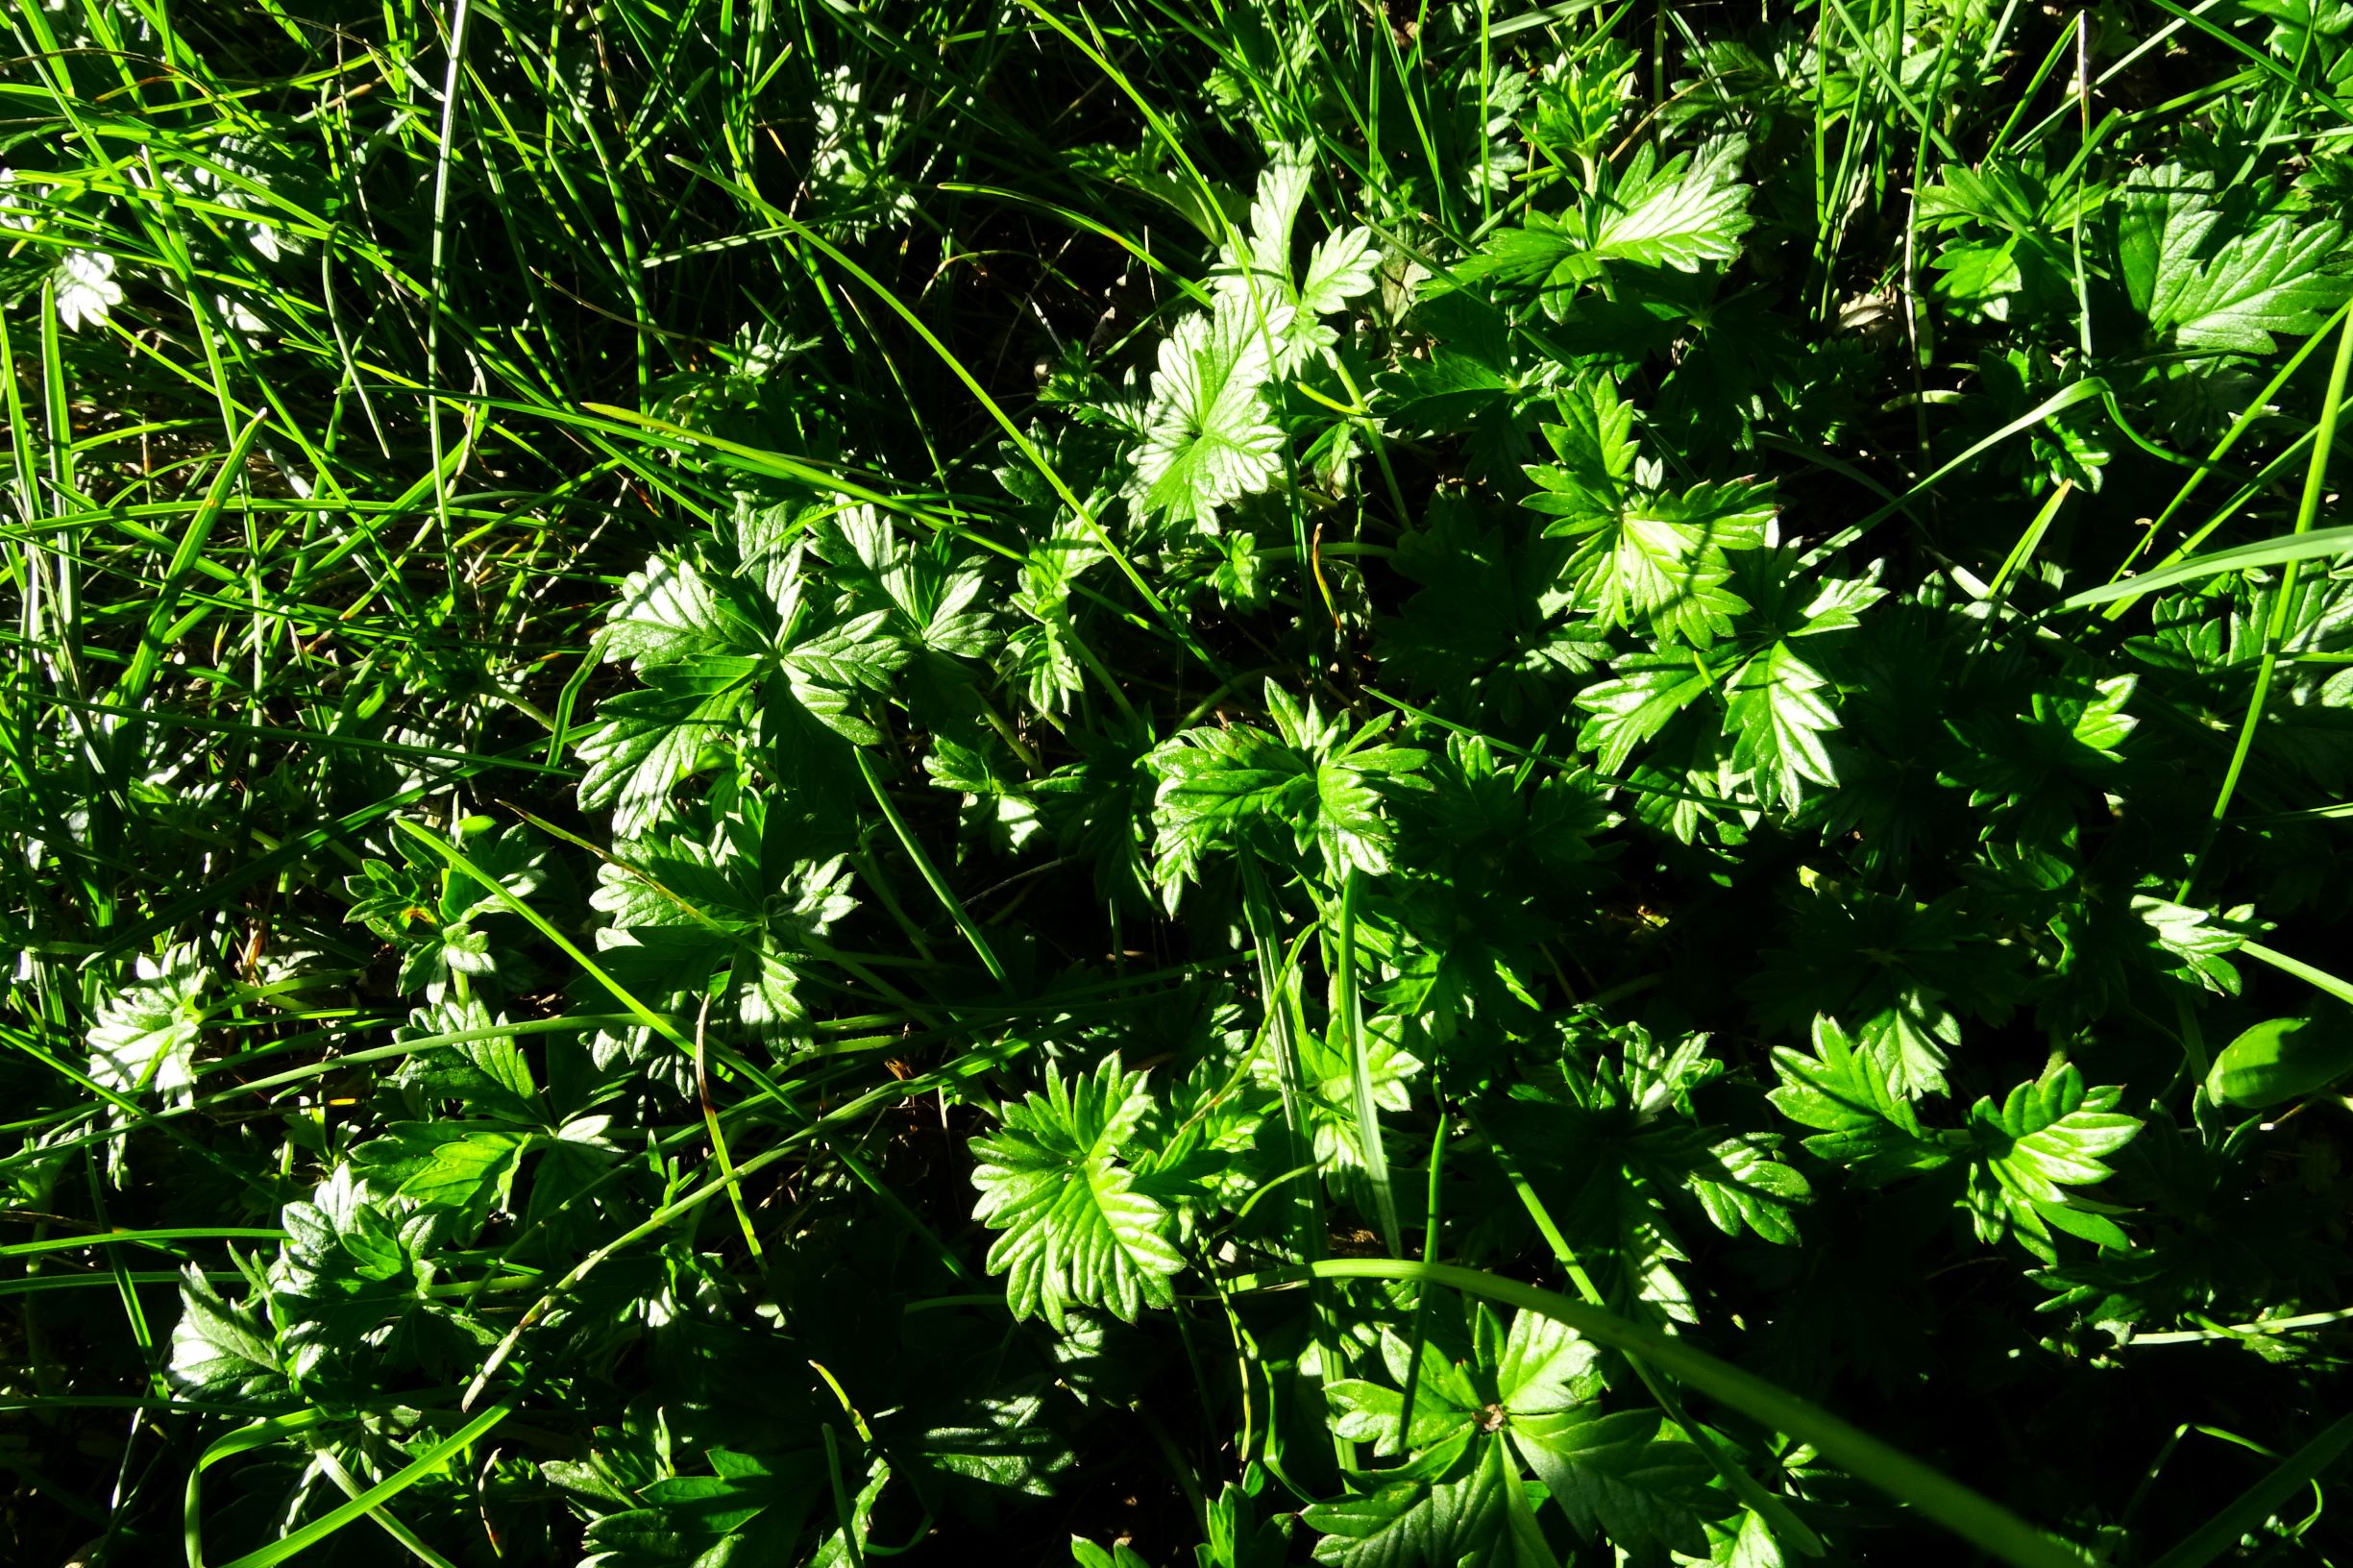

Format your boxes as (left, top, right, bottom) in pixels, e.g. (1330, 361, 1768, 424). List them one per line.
(1332, 869, 1400, 1260)
(2057, 525, 2353, 612)
(1797, 380, 2108, 568)
(210, 1403, 510, 1568)
(2178, 306, 2353, 897)
(1238, 1259, 2088, 1568)
(2146, 1411, 2353, 1568)
(855, 748, 1011, 992)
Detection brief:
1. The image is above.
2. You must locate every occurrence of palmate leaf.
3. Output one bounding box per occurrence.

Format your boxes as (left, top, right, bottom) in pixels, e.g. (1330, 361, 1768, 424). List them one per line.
(1318, 1308, 1710, 1561)
(1508, 1408, 1714, 1558)
(1144, 721, 1310, 898)
(395, 996, 542, 1125)
(815, 504, 997, 661)
(166, 1266, 291, 1405)
(1575, 653, 1714, 774)
(1503, 1028, 1811, 1318)
(1374, 288, 1539, 481)
(366, 1123, 533, 1216)
(912, 1391, 1073, 1496)
(1945, 670, 2136, 849)
(1259, 1014, 1422, 1208)
(1723, 641, 1838, 809)
(1305, 1440, 1549, 1568)
(1299, 225, 1382, 316)
(1200, 1480, 1296, 1568)
(969, 1055, 1186, 1331)
(86, 943, 209, 1108)
(1967, 1062, 2141, 1263)
(1211, 152, 1382, 374)
(578, 541, 908, 834)
(1007, 513, 1107, 715)
(576, 663, 759, 839)
(1326, 1330, 1500, 1460)
(2120, 164, 2353, 354)
(1589, 136, 1754, 269)
(1133, 290, 1289, 530)
(601, 556, 756, 669)
(1768, 1016, 1951, 1183)
(1685, 1136, 1815, 1246)
(1577, 484, 1772, 648)
(588, 1448, 828, 1567)
(1465, 137, 1753, 318)
(1524, 379, 1773, 647)
(2132, 894, 2251, 995)
(592, 794, 857, 1043)
(1707, 556, 1881, 811)
(1215, 155, 1313, 289)
(1326, 1311, 1600, 1459)
(1145, 681, 1428, 901)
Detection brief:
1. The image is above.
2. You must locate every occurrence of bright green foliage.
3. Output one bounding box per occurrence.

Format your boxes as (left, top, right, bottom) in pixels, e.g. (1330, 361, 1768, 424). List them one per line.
(1531, 42, 1638, 163)
(1302, 1441, 1539, 1568)
(1722, 642, 1838, 809)
(2120, 165, 2353, 354)
(1146, 681, 1429, 901)
(1768, 1017, 1951, 1182)
(164, 1268, 291, 1406)
(1499, 1024, 1813, 1320)
(1319, 1305, 1715, 1560)
(85, 944, 208, 1107)
(1523, 377, 1775, 647)
(1133, 290, 1289, 530)
(1071, 1536, 1152, 1568)
(1966, 1064, 2142, 1262)
(581, 531, 908, 833)
(592, 794, 857, 1046)
(2206, 1016, 2353, 1108)
(1213, 155, 1383, 374)
(969, 1056, 1188, 1330)
(1716, 569, 1883, 808)
(1466, 137, 1755, 314)
(344, 824, 544, 995)
(15, 4, 2353, 1566)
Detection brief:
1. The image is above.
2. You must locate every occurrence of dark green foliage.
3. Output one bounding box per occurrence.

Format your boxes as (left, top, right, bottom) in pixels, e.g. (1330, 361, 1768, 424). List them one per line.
(11, 3, 2353, 1567)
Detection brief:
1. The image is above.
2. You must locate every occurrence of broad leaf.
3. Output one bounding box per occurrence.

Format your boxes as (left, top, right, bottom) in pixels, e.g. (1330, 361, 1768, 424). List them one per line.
(1507, 1407, 1714, 1558)
(969, 1056, 1187, 1330)
(1967, 1062, 2142, 1262)
(2120, 164, 2353, 354)
(1575, 654, 1715, 774)
(1466, 137, 1753, 315)
(1304, 1439, 1551, 1568)
(1147, 682, 1428, 900)
(1524, 380, 1773, 646)
(1134, 291, 1289, 529)
(1768, 1017, 1951, 1182)
(86, 943, 208, 1108)
(166, 1267, 291, 1405)
(1723, 641, 1838, 808)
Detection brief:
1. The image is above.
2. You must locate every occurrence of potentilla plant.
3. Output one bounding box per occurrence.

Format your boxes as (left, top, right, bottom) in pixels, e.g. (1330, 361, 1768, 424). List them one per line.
(8, 3, 2353, 1566)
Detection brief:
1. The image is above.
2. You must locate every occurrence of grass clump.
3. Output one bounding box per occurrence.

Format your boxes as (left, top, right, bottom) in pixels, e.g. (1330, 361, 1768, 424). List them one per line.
(9, 1, 2353, 1564)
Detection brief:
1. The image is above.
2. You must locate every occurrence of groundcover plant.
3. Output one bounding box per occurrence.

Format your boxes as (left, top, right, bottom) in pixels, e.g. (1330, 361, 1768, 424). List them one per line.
(12, 0, 2353, 1562)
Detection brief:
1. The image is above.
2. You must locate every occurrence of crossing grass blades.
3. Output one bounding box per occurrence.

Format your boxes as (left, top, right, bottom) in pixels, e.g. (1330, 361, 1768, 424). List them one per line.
(10, 1, 2353, 1564)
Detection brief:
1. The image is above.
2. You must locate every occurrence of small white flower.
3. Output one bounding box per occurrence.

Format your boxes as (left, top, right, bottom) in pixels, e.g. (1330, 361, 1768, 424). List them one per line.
(54, 248, 122, 331)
